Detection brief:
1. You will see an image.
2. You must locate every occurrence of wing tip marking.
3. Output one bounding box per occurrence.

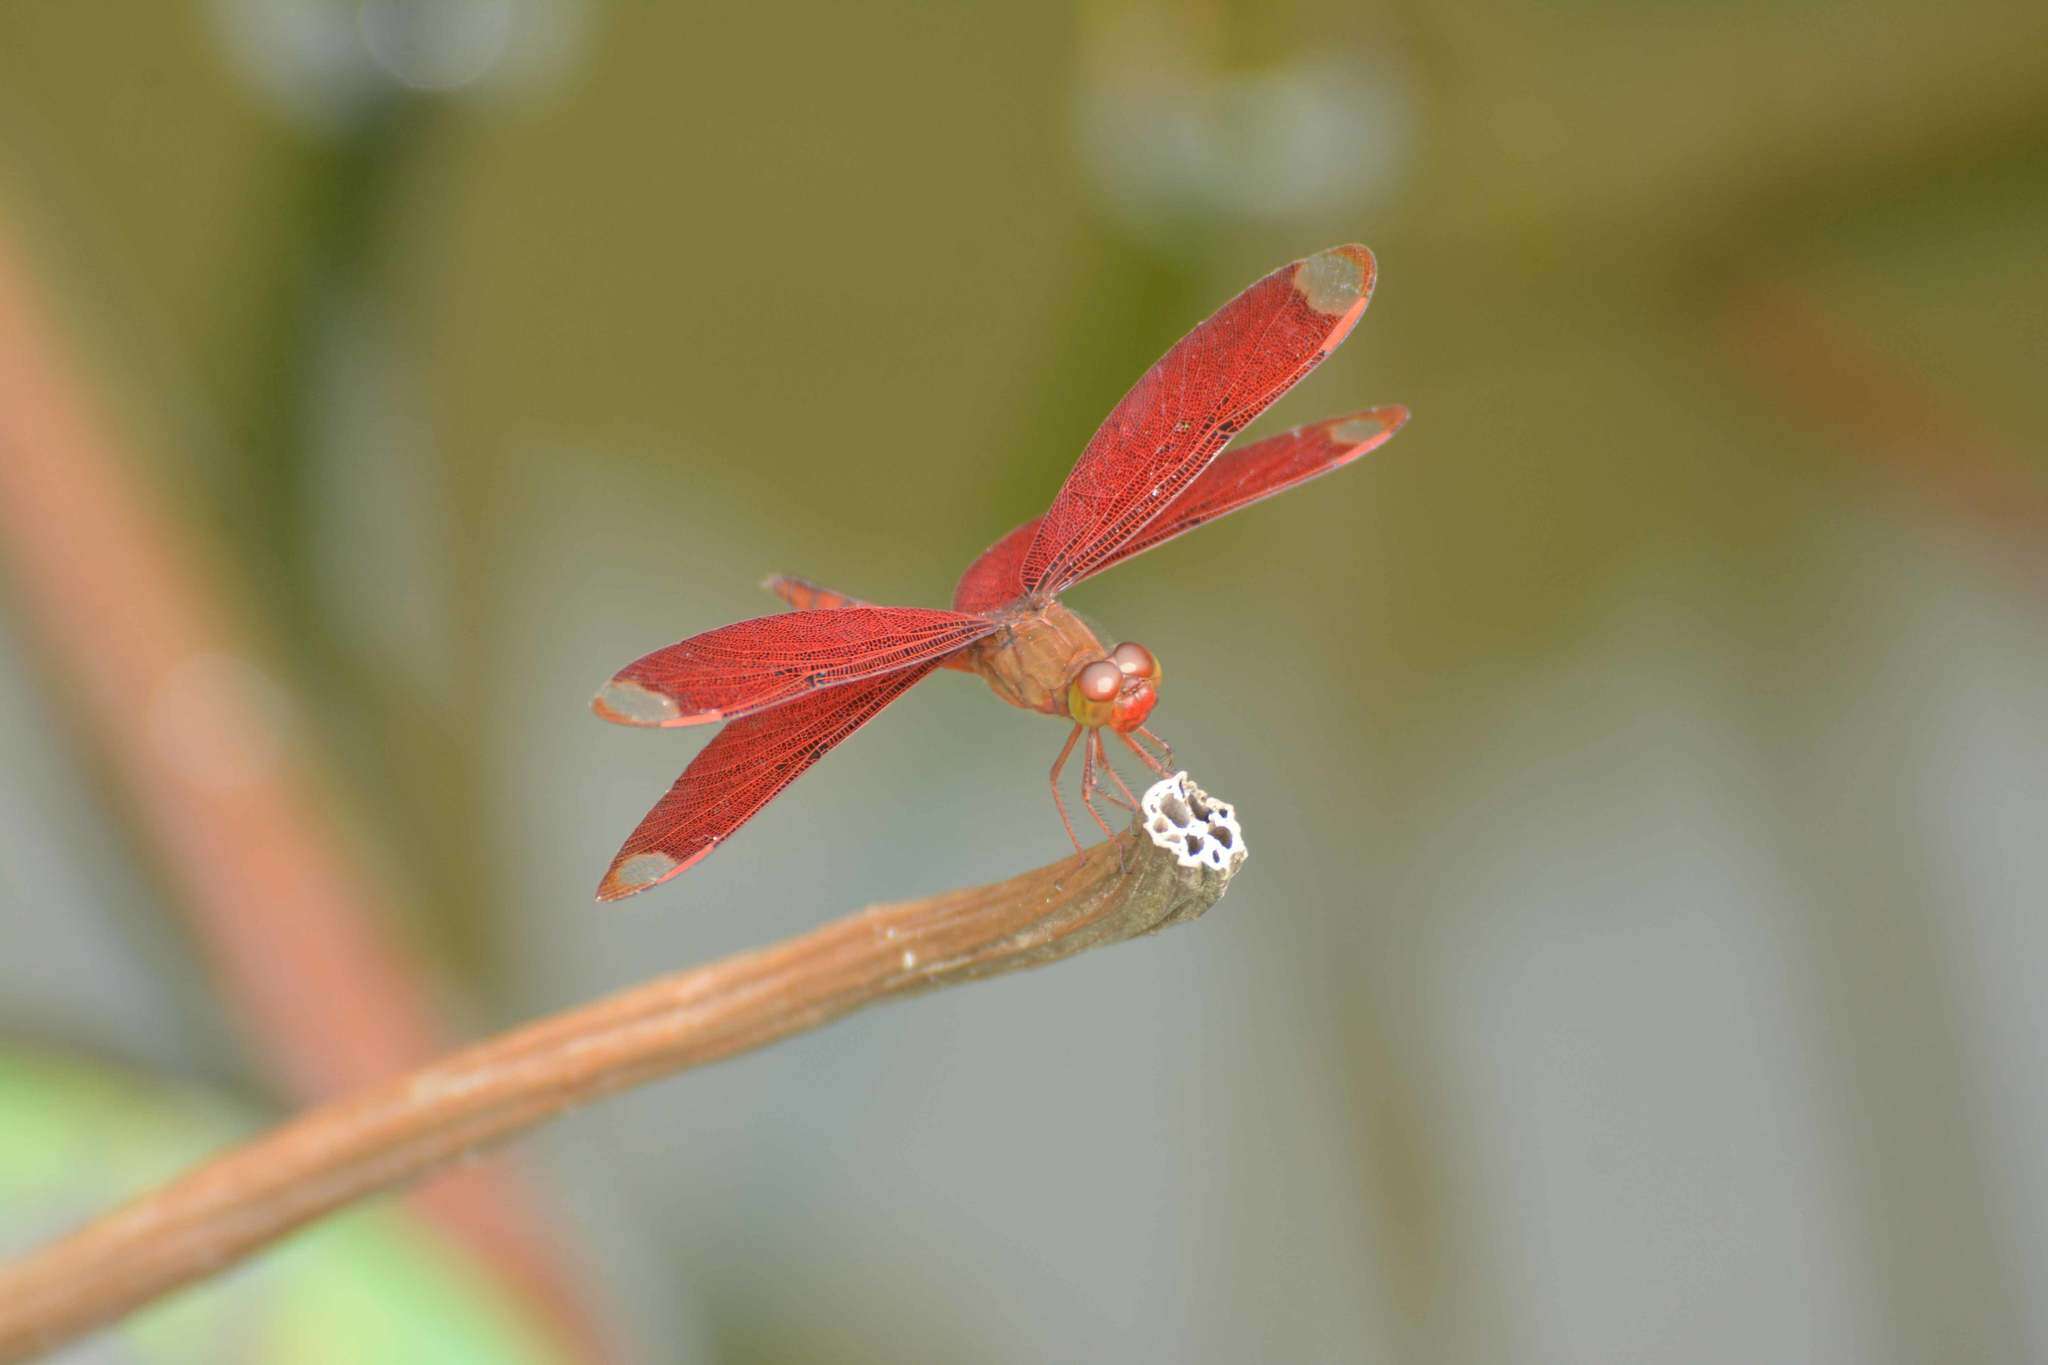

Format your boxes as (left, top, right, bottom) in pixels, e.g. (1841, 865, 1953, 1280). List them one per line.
(1293, 244, 1377, 318)
(592, 677, 700, 727)
(1329, 404, 1410, 447)
(596, 848, 692, 902)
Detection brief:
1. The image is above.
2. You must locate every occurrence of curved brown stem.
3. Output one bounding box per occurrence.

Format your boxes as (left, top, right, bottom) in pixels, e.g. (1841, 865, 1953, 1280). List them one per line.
(0, 775, 1248, 1363)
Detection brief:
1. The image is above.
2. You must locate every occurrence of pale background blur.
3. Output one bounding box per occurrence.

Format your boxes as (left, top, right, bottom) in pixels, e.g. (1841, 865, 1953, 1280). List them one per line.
(2, 1, 2045, 1361)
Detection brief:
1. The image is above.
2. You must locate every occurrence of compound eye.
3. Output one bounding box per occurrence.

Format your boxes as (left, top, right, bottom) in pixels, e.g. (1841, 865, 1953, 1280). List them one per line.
(1077, 660, 1123, 703)
(1111, 641, 1156, 679)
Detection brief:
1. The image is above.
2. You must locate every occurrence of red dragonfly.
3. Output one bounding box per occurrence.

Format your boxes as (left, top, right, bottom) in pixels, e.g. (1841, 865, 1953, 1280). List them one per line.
(592, 244, 1406, 900)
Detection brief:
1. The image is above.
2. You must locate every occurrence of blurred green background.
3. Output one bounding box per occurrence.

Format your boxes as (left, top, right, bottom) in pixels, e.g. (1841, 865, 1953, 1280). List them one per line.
(2, 1, 2044, 1361)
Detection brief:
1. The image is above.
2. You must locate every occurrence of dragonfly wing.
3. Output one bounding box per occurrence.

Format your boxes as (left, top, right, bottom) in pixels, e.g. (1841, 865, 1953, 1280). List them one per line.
(951, 520, 1036, 614)
(956, 406, 1407, 599)
(762, 574, 870, 610)
(1020, 245, 1379, 597)
(592, 606, 993, 728)
(597, 659, 944, 899)
(1088, 406, 1409, 573)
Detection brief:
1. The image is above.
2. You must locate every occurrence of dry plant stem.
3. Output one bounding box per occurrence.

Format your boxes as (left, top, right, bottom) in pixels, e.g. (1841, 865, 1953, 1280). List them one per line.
(0, 214, 603, 1357)
(0, 775, 1246, 1363)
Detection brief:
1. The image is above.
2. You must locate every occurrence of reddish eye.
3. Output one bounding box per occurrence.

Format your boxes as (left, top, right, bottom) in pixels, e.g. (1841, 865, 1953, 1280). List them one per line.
(1077, 660, 1123, 702)
(1111, 641, 1156, 679)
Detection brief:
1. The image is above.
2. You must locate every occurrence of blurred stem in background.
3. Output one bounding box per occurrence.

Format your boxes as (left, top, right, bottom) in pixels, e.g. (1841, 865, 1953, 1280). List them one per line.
(1726, 281, 2048, 590)
(234, 97, 417, 616)
(0, 5, 605, 1352)
(219, 83, 504, 981)
(0, 138, 609, 1365)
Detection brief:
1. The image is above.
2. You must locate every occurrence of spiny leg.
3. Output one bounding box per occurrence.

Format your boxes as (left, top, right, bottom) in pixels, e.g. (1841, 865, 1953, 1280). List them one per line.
(1121, 725, 1174, 776)
(1092, 729, 1142, 812)
(1077, 728, 1119, 842)
(1079, 729, 1132, 872)
(1048, 723, 1086, 856)
(1140, 726, 1174, 770)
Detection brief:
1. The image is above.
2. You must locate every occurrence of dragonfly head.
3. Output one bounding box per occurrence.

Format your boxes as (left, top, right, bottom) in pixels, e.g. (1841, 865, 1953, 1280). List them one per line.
(1067, 641, 1161, 732)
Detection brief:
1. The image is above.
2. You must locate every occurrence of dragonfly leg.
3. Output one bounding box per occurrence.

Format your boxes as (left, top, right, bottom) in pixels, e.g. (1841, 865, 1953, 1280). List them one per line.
(1077, 729, 1119, 842)
(1048, 723, 1086, 856)
(1121, 725, 1174, 776)
(1079, 729, 1130, 871)
(1092, 729, 1141, 812)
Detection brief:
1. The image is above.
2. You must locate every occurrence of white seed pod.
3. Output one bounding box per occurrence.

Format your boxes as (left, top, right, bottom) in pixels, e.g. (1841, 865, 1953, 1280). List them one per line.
(1141, 771, 1247, 875)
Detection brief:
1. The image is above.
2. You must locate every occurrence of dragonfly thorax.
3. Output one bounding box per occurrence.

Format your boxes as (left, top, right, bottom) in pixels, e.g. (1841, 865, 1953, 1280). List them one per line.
(961, 601, 1158, 731)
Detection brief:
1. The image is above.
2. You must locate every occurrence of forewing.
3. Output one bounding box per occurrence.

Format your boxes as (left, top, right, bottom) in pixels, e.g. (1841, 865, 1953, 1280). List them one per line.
(597, 660, 943, 899)
(592, 606, 991, 728)
(957, 406, 1407, 599)
(1021, 245, 1378, 596)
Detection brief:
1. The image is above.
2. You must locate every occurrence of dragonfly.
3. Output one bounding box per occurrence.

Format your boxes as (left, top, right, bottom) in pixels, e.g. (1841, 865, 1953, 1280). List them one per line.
(592, 244, 1407, 901)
